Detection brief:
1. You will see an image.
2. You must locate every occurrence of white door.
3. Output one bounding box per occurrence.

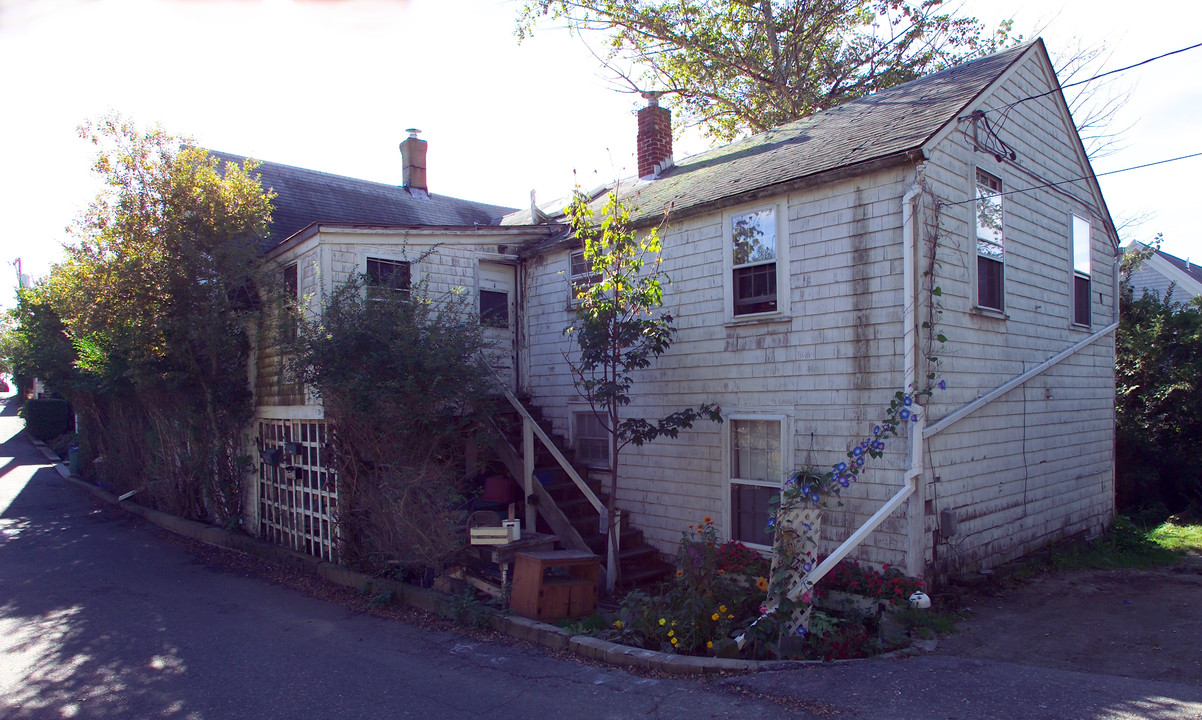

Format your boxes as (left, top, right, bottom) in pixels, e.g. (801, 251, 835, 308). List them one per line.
(478, 261, 517, 392)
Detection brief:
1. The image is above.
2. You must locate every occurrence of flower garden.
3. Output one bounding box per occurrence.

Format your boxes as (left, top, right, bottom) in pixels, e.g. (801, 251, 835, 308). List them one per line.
(588, 518, 926, 660)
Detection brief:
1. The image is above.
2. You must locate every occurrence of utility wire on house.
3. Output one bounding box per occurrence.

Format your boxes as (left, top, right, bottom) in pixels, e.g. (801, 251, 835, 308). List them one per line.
(992, 40, 1202, 112)
(945, 150, 1202, 206)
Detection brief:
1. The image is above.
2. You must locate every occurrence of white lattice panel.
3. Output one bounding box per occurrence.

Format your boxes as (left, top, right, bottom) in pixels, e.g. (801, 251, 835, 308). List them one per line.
(770, 507, 821, 636)
(258, 419, 337, 561)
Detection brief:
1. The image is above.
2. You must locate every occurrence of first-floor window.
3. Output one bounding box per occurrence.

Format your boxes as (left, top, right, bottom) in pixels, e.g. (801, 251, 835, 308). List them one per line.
(573, 411, 610, 469)
(729, 418, 781, 547)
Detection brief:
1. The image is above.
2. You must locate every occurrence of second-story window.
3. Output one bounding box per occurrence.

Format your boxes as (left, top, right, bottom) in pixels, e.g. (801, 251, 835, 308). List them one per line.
(731, 207, 778, 316)
(569, 249, 600, 306)
(366, 257, 411, 298)
(281, 263, 298, 342)
(976, 169, 1005, 311)
(1072, 215, 1091, 326)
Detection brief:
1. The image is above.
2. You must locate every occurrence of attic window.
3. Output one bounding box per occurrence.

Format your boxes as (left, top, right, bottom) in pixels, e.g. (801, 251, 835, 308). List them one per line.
(366, 257, 411, 298)
(975, 170, 1005, 311)
(731, 207, 778, 316)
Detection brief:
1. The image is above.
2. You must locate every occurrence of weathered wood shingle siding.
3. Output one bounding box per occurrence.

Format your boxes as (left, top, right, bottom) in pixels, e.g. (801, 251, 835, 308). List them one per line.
(917, 51, 1116, 574)
(524, 165, 917, 563)
(523, 48, 1114, 576)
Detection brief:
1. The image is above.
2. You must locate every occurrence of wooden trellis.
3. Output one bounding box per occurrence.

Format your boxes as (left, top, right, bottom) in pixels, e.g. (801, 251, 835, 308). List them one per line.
(258, 419, 337, 561)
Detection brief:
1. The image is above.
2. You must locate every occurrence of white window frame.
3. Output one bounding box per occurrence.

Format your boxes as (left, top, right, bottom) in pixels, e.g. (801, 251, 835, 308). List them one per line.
(568, 249, 600, 307)
(1071, 214, 1092, 327)
(723, 203, 788, 322)
(571, 409, 611, 470)
(365, 256, 411, 299)
(725, 414, 789, 550)
(974, 168, 1005, 313)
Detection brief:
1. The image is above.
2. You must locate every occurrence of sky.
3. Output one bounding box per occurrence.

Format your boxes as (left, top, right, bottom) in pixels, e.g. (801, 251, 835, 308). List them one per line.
(1, 0, 1199, 312)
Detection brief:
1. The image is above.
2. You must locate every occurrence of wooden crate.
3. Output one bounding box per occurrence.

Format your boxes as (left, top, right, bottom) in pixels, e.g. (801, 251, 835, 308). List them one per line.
(511, 550, 600, 622)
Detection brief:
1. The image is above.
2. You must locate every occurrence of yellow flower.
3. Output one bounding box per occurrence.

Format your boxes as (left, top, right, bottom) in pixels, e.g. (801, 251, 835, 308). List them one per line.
(719, 605, 727, 613)
(658, 618, 666, 626)
(707, 641, 714, 649)
(756, 576, 770, 592)
(667, 630, 674, 637)
(675, 569, 683, 577)
(727, 614, 734, 619)
(717, 569, 725, 574)
(711, 613, 720, 621)
(671, 637, 678, 645)
(613, 620, 624, 628)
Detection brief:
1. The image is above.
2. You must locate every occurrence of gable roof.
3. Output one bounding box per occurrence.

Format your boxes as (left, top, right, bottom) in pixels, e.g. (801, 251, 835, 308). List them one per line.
(1155, 247, 1202, 285)
(503, 41, 1033, 230)
(208, 151, 516, 251)
(1124, 242, 1202, 301)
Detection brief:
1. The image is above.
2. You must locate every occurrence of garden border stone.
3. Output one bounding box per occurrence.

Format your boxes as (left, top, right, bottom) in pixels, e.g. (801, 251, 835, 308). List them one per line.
(29, 430, 931, 675)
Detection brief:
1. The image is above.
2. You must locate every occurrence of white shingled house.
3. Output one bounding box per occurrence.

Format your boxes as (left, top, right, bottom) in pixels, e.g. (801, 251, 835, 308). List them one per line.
(243, 38, 1118, 585)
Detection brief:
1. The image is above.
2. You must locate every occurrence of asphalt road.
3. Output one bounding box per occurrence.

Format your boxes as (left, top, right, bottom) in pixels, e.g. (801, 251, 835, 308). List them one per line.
(3, 396, 1202, 719)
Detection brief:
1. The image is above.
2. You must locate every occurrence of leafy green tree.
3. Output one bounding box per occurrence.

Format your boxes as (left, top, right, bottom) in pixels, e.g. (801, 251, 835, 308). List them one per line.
(289, 273, 497, 575)
(17, 115, 274, 524)
(518, 0, 1016, 140)
(565, 189, 721, 589)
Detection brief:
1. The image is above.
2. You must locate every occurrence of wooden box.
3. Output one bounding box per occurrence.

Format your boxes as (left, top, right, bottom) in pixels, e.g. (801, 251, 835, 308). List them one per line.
(510, 550, 600, 622)
(470, 527, 511, 546)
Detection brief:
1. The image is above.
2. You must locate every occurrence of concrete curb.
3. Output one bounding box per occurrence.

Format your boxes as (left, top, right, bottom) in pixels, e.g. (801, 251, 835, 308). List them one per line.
(36, 432, 928, 675)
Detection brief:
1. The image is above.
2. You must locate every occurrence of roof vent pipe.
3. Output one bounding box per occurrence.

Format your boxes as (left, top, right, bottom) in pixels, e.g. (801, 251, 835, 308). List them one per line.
(400, 128, 427, 193)
(637, 94, 673, 179)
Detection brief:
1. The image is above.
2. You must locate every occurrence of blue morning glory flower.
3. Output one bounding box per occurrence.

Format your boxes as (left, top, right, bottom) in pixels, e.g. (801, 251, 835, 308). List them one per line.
(838, 478, 850, 488)
(899, 409, 911, 420)
(803, 562, 813, 572)
(904, 396, 913, 407)
(873, 425, 882, 436)
(855, 457, 865, 467)
(835, 462, 847, 473)
(852, 446, 863, 457)
(938, 379, 947, 390)
(803, 523, 812, 531)
(912, 413, 920, 422)
(810, 493, 821, 503)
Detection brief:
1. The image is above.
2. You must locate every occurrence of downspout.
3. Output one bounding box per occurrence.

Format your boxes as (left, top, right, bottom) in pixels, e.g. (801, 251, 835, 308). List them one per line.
(901, 185, 926, 579)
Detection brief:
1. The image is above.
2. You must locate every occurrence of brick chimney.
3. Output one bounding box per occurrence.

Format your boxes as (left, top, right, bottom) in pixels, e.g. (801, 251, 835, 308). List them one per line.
(637, 94, 673, 179)
(400, 128, 427, 193)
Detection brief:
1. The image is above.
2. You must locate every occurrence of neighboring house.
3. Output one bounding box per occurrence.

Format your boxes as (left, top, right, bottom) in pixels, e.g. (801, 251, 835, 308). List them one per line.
(237, 38, 1118, 583)
(1123, 242, 1202, 303)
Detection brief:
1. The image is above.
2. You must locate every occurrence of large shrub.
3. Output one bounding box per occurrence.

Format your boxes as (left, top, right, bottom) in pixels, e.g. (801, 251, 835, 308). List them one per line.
(1116, 282, 1202, 518)
(290, 273, 497, 575)
(22, 399, 72, 442)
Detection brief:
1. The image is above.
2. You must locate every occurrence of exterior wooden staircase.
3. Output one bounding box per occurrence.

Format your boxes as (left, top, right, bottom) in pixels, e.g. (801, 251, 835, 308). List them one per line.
(484, 394, 672, 593)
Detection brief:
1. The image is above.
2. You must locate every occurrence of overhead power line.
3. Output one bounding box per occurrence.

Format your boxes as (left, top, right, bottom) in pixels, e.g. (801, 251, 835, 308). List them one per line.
(948, 151, 1202, 205)
(998, 40, 1202, 111)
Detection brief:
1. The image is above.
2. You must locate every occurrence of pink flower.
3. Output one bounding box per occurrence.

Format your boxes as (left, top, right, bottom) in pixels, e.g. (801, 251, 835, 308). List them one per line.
(801, 592, 812, 604)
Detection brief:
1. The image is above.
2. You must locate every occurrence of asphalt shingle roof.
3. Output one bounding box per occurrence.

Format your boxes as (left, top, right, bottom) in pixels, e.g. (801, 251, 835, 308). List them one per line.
(503, 42, 1031, 229)
(1156, 248, 1202, 284)
(207, 151, 516, 251)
